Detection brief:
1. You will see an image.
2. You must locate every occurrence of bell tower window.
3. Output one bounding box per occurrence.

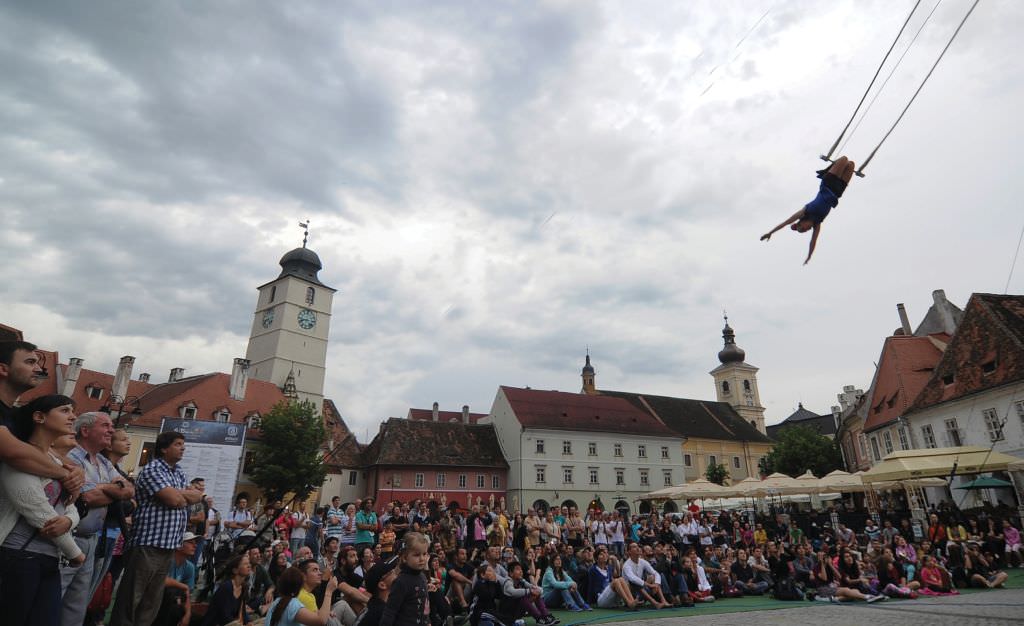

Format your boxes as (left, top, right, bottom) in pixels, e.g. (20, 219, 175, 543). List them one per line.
(743, 380, 751, 392)
(305, 287, 315, 305)
(721, 381, 730, 395)
(269, 285, 276, 302)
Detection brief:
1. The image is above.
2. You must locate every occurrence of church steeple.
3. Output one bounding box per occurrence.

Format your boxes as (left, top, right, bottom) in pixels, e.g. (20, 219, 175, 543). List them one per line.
(581, 350, 597, 395)
(710, 313, 767, 435)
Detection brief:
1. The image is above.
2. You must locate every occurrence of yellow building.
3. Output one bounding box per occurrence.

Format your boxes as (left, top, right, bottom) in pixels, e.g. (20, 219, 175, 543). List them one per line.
(582, 317, 774, 489)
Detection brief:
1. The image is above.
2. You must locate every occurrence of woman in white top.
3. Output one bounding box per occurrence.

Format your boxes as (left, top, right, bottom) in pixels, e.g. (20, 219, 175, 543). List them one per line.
(0, 395, 86, 626)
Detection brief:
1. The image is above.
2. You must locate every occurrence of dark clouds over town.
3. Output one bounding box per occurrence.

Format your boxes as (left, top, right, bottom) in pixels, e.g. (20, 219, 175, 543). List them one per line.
(3, 1, 1021, 438)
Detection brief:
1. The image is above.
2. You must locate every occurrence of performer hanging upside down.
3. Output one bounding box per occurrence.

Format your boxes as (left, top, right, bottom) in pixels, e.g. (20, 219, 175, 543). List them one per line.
(760, 156, 856, 264)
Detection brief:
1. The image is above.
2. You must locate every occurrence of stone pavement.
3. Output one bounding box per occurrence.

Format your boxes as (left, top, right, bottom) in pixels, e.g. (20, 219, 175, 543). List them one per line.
(583, 586, 1024, 626)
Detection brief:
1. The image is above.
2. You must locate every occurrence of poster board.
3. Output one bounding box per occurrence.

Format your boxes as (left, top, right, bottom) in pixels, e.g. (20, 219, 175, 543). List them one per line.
(160, 418, 246, 511)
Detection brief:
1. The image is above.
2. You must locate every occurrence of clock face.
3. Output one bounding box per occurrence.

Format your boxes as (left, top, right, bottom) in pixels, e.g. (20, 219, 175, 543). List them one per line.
(297, 308, 317, 330)
(261, 308, 275, 328)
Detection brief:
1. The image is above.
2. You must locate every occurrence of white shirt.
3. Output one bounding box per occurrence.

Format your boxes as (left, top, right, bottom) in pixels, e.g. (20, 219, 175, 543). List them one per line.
(609, 520, 625, 543)
(590, 520, 609, 544)
(290, 511, 308, 540)
(622, 557, 661, 586)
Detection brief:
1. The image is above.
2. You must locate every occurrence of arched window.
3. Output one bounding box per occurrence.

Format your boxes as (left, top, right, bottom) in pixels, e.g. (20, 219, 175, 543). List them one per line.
(269, 285, 277, 302)
(743, 379, 751, 392)
(721, 381, 730, 394)
(305, 287, 315, 305)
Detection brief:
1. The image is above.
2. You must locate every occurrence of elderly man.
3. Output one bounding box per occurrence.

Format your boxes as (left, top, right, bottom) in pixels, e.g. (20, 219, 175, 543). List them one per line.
(60, 411, 134, 626)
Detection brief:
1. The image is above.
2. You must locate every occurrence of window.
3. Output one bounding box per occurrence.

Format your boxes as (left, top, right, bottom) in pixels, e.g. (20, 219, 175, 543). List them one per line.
(588, 442, 597, 456)
(86, 385, 103, 400)
(437, 473, 447, 487)
(613, 443, 622, 457)
(639, 469, 649, 486)
(392, 473, 401, 488)
(477, 474, 485, 488)
(732, 456, 741, 469)
(897, 427, 909, 450)
(1016, 400, 1024, 425)
(982, 360, 996, 374)
(562, 440, 572, 455)
(563, 467, 573, 484)
(349, 471, 358, 486)
(589, 468, 599, 485)
(536, 466, 546, 483)
(944, 418, 962, 446)
(269, 285, 276, 302)
(743, 380, 751, 392)
(858, 434, 868, 459)
(241, 449, 256, 474)
(684, 453, 692, 467)
(661, 446, 670, 459)
(983, 408, 1004, 442)
(138, 441, 155, 467)
(182, 406, 197, 420)
(882, 431, 893, 455)
(305, 287, 315, 305)
(638, 445, 646, 458)
(721, 381, 730, 395)
(247, 413, 262, 429)
(492, 475, 499, 489)
(615, 469, 625, 485)
(708, 455, 717, 467)
(216, 409, 230, 423)
(458, 474, 467, 488)
(921, 424, 937, 448)
(415, 473, 424, 488)
(536, 440, 545, 454)
(870, 436, 881, 461)
(663, 470, 672, 486)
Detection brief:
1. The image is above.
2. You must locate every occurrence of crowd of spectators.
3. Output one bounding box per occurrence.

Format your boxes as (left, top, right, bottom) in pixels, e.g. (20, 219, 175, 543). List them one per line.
(1, 339, 1023, 626)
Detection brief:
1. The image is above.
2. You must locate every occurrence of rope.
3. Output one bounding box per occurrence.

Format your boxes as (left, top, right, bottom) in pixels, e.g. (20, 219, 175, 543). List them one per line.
(857, 0, 982, 175)
(837, 0, 944, 156)
(1005, 220, 1024, 293)
(822, 0, 922, 161)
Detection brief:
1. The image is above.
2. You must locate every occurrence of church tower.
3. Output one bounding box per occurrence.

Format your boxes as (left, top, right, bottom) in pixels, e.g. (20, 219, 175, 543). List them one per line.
(245, 232, 335, 412)
(709, 315, 766, 435)
(581, 351, 596, 395)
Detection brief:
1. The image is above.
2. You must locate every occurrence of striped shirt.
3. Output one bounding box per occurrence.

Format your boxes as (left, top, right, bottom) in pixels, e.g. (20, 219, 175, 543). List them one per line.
(131, 457, 188, 550)
(326, 506, 345, 540)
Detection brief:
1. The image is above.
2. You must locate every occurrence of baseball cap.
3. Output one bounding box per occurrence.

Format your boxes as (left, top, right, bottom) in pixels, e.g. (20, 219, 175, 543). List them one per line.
(363, 556, 399, 593)
(181, 532, 199, 543)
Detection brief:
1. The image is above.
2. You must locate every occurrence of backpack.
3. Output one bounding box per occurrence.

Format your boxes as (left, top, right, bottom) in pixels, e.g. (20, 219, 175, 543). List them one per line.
(772, 577, 804, 601)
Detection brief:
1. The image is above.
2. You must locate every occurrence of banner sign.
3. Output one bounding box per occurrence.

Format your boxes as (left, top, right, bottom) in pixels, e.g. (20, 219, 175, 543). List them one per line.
(160, 418, 246, 513)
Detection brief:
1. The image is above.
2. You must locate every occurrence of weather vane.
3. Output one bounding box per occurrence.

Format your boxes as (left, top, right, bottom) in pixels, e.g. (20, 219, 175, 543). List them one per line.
(299, 219, 310, 248)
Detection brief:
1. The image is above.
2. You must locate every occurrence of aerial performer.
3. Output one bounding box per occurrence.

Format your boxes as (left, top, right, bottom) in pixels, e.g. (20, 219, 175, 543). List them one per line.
(759, 156, 855, 264)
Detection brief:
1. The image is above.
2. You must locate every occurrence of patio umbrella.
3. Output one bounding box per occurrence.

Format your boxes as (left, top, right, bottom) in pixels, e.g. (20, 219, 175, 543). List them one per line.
(675, 478, 735, 500)
(955, 476, 1015, 490)
(817, 469, 868, 492)
(728, 476, 768, 498)
(759, 472, 804, 495)
(794, 470, 821, 494)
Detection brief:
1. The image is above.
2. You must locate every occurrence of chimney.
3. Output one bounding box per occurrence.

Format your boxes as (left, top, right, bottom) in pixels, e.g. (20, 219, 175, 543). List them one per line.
(60, 357, 84, 397)
(230, 358, 250, 401)
(933, 289, 957, 334)
(112, 356, 135, 400)
(462, 405, 470, 424)
(138, 373, 151, 383)
(432, 402, 439, 422)
(896, 303, 912, 336)
(169, 367, 185, 383)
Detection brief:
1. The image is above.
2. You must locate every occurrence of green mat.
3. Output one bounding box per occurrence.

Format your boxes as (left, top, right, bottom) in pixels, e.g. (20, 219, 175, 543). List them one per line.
(546, 568, 1024, 625)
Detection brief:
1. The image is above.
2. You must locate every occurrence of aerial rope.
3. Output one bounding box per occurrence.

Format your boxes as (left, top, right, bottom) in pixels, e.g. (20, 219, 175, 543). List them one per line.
(821, 0, 923, 163)
(855, 0, 982, 176)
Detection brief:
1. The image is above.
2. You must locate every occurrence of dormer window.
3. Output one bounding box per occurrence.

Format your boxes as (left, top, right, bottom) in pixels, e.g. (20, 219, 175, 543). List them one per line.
(180, 403, 197, 420)
(247, 413, 262, 429)
(942, 374, 955, 386)
(214, 408, 231, 423)
(305, 287, 315, 305)
(982, 360, 996, 374)
(85, 385, 103, 400)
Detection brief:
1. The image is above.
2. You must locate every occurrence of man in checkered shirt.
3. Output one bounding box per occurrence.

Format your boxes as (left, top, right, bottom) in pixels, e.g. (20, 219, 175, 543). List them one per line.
(110, 431, 204, 626)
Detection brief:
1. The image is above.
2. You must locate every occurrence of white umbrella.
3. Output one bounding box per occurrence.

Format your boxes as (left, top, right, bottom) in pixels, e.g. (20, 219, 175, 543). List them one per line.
(794, 470, 821, 494)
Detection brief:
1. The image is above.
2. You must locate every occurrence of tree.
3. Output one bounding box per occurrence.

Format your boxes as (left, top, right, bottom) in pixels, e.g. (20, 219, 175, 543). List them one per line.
(705, 461, 730, 485)
(761, 424, 843, 477)
(249, 400, 327, 502)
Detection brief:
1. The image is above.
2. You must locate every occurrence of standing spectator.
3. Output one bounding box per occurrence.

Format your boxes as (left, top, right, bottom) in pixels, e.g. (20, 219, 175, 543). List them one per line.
(225, 495, 253, 542)
(306, 506, 325, 555)
(60, 411, 134, 626)
(326, 496, 345, 543)
(109, 431, 203, 626)
(608, 512, 626, 558)
(339, 503, 358, 548)
(98, 428, 134, 593)
(203, 496, 223, 564)
(0, 395, 86, 626)
(0, 342, 85, 506)
(186, 477, 207, 563)
(291, 500, 311, 555)
(355, 498, 378, 555)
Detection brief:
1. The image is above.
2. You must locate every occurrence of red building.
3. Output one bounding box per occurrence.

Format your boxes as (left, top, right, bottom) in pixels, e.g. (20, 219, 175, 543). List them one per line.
(363, 415, 507, 510)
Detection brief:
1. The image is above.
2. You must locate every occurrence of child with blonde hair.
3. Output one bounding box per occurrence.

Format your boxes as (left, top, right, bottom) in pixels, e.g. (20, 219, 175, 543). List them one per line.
(380, 532, 430, 626)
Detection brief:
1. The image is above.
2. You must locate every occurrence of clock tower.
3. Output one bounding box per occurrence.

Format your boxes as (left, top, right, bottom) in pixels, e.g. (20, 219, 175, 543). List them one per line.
(245, 242, 335, 412)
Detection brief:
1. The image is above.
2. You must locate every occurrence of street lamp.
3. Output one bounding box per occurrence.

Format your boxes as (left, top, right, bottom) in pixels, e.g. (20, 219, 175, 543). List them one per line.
(100, 394, 143, 427)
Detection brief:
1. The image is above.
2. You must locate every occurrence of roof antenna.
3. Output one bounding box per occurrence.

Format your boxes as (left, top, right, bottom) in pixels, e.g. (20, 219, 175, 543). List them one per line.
(299, 219, 310, 248)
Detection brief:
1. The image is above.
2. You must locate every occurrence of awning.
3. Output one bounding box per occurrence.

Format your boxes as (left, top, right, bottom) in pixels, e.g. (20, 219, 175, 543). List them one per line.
(955, 476, 1015, 490)
(861, 446, 1024, 483)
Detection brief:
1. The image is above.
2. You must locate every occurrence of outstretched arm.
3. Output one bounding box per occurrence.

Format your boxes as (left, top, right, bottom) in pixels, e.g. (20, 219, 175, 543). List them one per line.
(761, 209, 805, 241)
(804, 224, 821, 264)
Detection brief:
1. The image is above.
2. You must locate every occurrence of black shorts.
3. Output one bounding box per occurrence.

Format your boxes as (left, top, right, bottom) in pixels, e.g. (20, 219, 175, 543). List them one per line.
(821, 172, 847, 198)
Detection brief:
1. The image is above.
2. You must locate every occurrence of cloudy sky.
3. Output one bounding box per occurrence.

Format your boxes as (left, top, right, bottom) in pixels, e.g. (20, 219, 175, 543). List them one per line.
(3, 0, 1021, 439)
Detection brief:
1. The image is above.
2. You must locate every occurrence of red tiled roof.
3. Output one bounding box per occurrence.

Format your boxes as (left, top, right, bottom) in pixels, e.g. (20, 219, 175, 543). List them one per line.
(363, 417, 508, 467)
(323, 399, 364, 470)
(499, 386, 678, 437)
(408, 408, 488, 424)
(19, 354, 158, 412)
(910, 294, 1024, 412)
(130, 373, 287, 430)
(862, 334, 946, 432)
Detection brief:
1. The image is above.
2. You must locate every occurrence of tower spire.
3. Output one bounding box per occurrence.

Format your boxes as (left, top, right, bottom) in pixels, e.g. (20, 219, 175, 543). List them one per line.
(298, 219, 310, 248)
(581, 349, 596, 395)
